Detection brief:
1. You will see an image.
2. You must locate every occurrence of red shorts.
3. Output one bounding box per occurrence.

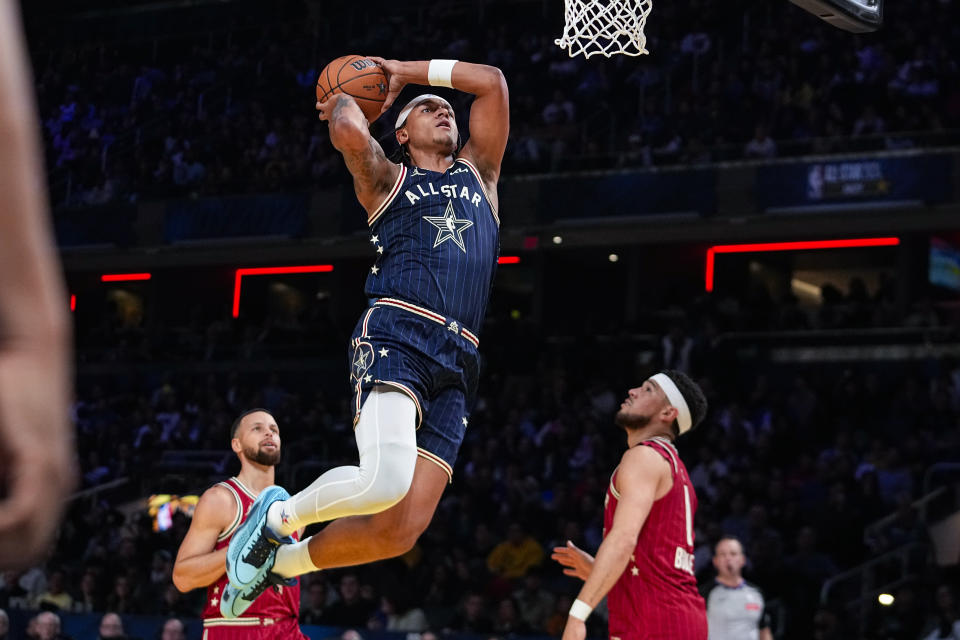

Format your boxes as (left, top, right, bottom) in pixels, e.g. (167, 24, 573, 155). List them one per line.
(202, 616, 309, 640)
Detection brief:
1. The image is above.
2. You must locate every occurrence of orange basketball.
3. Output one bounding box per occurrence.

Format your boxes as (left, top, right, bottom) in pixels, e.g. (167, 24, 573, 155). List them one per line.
(316, 55, 388, 122)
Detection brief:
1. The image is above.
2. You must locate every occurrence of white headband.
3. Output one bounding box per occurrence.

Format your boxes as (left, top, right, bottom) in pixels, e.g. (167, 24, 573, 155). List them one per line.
(649, 373, 693, 435)
(394, 94, 453, 130)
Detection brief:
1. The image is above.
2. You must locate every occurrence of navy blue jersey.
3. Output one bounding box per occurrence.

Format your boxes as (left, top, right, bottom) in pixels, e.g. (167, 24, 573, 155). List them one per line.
(364, 157, 500, 334)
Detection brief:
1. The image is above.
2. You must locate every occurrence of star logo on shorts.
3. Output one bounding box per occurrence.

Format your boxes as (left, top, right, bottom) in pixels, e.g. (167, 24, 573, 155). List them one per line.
(280, 508, 290, 526)
(423, 201, 473, 253)
(354, 349, 369, 374)
(351, 342, 375, 382)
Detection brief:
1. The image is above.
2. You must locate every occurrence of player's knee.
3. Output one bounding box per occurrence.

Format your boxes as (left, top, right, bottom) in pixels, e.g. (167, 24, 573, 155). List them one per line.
(374, 513, 427, 556)
(359, 442, 416, 511)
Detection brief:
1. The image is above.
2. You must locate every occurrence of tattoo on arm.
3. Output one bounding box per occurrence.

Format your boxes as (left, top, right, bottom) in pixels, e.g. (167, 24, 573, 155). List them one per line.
(332, 95, 350, 120)
(345, 139, 390, 199)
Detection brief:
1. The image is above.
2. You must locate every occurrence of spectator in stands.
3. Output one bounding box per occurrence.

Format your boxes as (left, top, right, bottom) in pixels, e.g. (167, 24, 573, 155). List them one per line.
(512, 569, 555, 632)
(744, 125, 777, 159)
(159, 617, 186, 640)
(72, 569, 103, 613)
(155, 584, 192, 618)
(96, 612, 125, 639)
(324, 574, 375, 628)
(34, 569, 73, 612)
(30, 611, 62, 640)
(105, 575, 138, 614)
(491, 597, 530, 635)
(299, 576, 329, 625)
(446, 593, 492, 634)
(486, 523, 544, 581)
(0, 608, 7, 640)
(380, 591, 428, 632)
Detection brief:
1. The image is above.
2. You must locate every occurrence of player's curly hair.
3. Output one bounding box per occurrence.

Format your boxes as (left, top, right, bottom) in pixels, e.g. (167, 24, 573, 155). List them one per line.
(662, 369, 708, 437)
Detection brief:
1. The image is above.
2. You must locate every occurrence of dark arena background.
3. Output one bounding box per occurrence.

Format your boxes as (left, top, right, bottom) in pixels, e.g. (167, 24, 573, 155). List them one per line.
(3, 0, 960, 638)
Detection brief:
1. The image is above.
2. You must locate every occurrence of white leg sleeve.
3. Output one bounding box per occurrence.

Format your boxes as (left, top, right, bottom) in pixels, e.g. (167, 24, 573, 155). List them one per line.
(269, 388, 417, 535)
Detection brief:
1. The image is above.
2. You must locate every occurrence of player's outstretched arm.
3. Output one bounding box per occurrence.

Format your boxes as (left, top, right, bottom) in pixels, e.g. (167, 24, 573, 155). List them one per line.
(560, 446, 669, 640)
(371, 58, 509, 188)
(0, 0, 75, 570)
(172, 485, 236, 592)
(317, 94, 399, 215)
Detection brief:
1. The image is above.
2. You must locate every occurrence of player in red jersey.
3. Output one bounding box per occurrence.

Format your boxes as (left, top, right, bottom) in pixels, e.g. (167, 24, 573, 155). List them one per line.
(172, 409, 308, 639)
(552, 370, 709, 640)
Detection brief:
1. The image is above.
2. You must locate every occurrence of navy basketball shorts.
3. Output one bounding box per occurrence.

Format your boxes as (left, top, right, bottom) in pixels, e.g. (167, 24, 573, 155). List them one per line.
(348, 298, 480, 482)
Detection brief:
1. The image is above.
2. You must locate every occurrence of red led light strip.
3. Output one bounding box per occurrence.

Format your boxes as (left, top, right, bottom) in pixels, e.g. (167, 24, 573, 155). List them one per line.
(705, 237, 900, 292)
(498, 256, 521, 264)
(232, 265, 334, 318)
(101, 272, 151, 282)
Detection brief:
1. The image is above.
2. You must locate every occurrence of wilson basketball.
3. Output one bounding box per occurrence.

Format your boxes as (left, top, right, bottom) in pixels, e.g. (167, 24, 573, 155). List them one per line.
(316, 55, 388, 122)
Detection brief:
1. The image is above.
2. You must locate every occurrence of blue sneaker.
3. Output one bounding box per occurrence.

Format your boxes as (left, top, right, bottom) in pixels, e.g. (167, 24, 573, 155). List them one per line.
(226, 485, 292, 589)
(220, 570, 297, 619)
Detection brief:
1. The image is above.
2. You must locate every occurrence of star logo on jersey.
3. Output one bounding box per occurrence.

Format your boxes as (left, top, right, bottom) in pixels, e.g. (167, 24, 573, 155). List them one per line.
(423, 201, 473, 253)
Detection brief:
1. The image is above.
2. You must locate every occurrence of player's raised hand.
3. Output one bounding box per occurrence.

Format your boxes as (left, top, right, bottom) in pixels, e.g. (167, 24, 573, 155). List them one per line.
(316, 94, 366, 126)
(551, 540, 594, 580)
(316, 94, 347, 122)
(367, 57, 406, 114)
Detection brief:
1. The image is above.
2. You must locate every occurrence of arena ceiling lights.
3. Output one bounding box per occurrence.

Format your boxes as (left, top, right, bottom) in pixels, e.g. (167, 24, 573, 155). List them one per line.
(705, 237, 901, 292)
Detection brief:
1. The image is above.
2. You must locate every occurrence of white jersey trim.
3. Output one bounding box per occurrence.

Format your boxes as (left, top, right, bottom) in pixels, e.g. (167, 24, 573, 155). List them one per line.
(647, 436, 680, 474)
(609, 467, 622, 500)
(216, 481, 243, 542)
(232, 477, 257, 501)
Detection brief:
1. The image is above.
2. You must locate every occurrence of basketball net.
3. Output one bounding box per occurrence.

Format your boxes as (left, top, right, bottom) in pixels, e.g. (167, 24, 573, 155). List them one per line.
(555, 0, 653, 58)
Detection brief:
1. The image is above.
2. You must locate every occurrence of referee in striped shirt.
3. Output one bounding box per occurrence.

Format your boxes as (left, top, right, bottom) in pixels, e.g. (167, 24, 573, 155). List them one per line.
(702, 537, 773, 640)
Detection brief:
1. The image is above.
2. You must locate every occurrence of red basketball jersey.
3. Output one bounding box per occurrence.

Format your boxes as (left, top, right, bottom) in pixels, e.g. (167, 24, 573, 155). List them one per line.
(603, 437, 707, 640)
(201, 478, 300, 623)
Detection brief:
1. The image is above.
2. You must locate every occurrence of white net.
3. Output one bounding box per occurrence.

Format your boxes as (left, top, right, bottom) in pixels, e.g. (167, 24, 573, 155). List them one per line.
(554, 0, 653, 58)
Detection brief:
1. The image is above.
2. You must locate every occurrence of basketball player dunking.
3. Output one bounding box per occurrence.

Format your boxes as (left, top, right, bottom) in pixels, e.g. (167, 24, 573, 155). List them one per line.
(552, 371, 709, 640)
(221, 58, 508, 613)
(173, 409, 308, 637)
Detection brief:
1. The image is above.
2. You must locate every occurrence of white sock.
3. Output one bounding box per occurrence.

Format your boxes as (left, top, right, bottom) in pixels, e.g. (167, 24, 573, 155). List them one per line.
(266, 387, 417, 537)
(273, 538, 319, 578)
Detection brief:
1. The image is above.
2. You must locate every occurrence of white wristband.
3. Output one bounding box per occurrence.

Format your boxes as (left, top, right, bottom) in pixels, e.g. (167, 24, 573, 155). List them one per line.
(428, 59, 457, 88)
(569, 598, 592, 621)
